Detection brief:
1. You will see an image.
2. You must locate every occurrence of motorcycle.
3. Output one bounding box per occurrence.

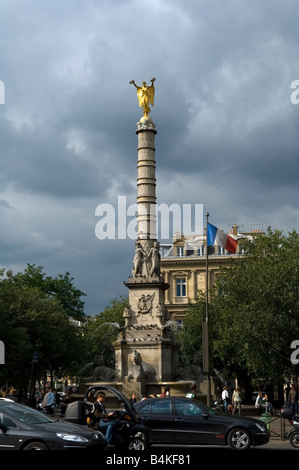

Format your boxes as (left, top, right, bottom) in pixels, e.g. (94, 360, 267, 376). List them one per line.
(280, 406, 299, 448)
(286, 414, 299, 449)
(65, 385, 148, 450)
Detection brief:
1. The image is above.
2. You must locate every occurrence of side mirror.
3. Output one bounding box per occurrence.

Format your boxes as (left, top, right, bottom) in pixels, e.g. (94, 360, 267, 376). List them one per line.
(202, 412, 209, 419)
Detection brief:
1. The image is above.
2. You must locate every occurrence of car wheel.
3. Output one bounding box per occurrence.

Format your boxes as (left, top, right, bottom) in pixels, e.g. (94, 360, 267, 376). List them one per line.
(22, 441, 49, 450)
(228, 428, 251, 450)
(128, 433, 147, 450)
(289, 432, 299, 448)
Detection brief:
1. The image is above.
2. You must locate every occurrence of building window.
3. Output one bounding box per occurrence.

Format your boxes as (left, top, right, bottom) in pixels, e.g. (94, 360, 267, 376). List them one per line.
(176, 278, 186, 297)
(177, 246, 184, 257)
(217, 246, 225, 255)
(197, 245, 205, 256)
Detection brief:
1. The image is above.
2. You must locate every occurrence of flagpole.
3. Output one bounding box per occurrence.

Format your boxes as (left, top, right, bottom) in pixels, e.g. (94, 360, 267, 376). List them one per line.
(204, 212, 211, 407)
(205, 212, 209, 323)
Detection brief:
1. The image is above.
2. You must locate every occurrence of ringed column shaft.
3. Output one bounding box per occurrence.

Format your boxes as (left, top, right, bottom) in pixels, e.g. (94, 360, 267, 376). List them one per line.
(136, 125, 157, 240)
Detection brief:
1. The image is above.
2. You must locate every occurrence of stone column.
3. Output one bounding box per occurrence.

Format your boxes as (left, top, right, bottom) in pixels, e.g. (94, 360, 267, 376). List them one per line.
(131, 118, 161, 280)
(114, 115, 180, 384)
(136, 118, 157, 241)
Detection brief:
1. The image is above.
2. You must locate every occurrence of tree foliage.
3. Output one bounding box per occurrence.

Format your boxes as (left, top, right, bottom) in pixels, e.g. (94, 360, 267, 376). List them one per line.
(181, 229, 299, 385)
(178, 294, 206, 368)
(83, 296, 127, 369)
(19, 264, 86, 320)
(212, 228, 299, 381)
(212, 228, 299, 382)
(0, 267, 85, 391)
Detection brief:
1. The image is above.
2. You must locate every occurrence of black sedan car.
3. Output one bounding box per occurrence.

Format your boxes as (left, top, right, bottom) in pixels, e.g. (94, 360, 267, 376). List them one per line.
(134, 397, 270, 450)
(0, 399, 106, 450)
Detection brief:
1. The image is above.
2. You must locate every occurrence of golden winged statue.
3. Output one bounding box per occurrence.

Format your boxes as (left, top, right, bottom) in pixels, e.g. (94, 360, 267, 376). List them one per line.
(130, 78, 156, 118)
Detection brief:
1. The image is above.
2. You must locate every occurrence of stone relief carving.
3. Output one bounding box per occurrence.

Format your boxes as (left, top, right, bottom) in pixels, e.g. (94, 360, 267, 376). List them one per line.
(137, 293, 155, 315)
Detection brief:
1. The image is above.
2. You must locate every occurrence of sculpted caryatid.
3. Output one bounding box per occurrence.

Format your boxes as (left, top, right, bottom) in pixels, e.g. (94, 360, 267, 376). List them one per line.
(132, 241, 146, 277)
(130, 78, 156, 118)
(149, 241, 160, 277)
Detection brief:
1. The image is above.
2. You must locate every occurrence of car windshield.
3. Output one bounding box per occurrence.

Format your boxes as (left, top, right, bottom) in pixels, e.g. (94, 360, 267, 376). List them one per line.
(1, 403, 55, 424)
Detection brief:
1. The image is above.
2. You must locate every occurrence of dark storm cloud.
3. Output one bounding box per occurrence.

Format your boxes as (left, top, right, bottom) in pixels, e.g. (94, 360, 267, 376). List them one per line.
(0, 0, 298, 314)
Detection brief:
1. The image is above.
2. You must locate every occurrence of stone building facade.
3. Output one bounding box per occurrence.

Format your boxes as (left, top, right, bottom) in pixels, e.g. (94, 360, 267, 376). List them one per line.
(160, 225, 264, 322)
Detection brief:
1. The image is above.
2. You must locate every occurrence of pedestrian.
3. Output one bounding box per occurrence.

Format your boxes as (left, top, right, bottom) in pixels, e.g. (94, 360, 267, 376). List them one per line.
(45, 387, 56, 415)
(60, 395, 70, 415)
(263, 394, 273, 414)
(160, 386, 170, 397)
(285, 383, 291, 406)
(186, 383, 197, 399)
(7, 387, 19, 402)
(221, 386, 229, 413)
(232, 385, 243, 416)
(129, 393, 137, 405)
(255, 392, 264, 414)
(288, 384, 298, 414)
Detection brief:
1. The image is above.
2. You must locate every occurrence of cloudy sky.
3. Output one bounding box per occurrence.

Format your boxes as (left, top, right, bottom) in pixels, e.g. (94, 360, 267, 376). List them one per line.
(0, 0, 298, 315)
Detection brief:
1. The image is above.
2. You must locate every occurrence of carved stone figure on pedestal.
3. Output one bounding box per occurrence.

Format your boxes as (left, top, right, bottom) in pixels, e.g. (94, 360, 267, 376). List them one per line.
(83, 355, 115, 382)
(132, 240, 161, 279)
(149, 241, 160, 277)
(132, 242, 145, 277)
(126, 349, 156, 382)
(181, 353, 203, 381)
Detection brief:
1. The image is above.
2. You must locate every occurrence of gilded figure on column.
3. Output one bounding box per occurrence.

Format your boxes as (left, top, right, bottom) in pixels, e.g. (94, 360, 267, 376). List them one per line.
(130, 78, 156, 118)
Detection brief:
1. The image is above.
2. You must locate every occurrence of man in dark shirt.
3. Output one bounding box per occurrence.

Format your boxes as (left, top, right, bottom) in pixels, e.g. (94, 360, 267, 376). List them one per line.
(93, 391, 116, 447)
(288, 384, 298, 414)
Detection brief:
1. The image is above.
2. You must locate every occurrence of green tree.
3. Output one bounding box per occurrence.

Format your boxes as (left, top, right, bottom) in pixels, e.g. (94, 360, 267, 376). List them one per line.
(0, 269, 85, 392)
(178, 293, 207, 368)
(178, 229, 299, 392)
(83, 296, 127, 370)
(212, 228, 299, 383)
(19, 264, 86, 320)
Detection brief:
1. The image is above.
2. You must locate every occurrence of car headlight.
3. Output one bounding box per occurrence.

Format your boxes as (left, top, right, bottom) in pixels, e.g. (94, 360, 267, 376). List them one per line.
(56, 433, 89, 442)
(255, 423, 267, 432)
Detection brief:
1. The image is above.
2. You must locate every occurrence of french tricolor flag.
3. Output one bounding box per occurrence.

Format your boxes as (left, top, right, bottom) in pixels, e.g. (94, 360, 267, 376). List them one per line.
(207, 223, 238, 254)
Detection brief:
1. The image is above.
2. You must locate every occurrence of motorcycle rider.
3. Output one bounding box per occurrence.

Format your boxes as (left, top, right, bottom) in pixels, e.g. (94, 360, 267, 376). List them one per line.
(91, 391, 116, 448)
